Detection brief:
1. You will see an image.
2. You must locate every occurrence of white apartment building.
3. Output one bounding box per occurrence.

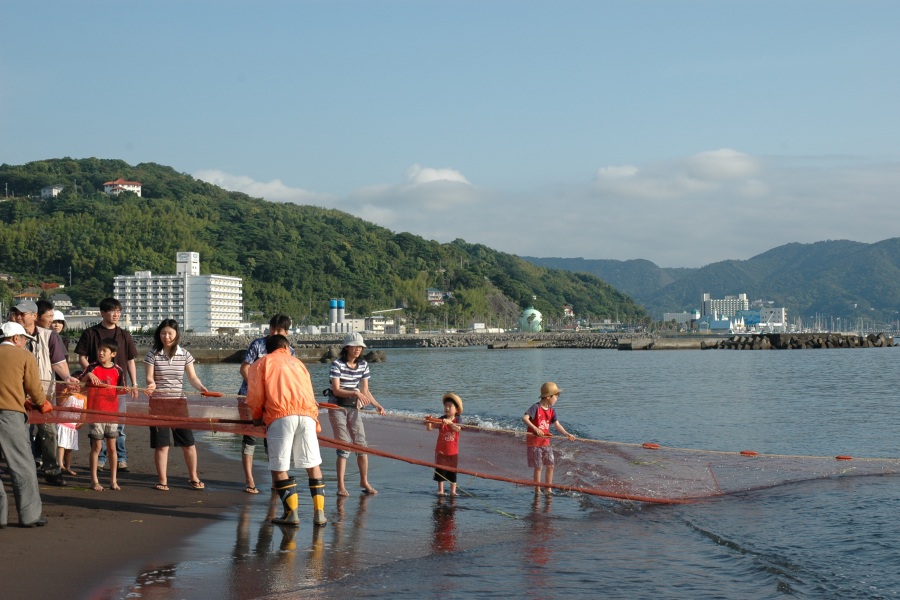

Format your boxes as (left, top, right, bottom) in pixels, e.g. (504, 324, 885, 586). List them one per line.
(701, 292, 749, 318)
(114, 252, 243, 334)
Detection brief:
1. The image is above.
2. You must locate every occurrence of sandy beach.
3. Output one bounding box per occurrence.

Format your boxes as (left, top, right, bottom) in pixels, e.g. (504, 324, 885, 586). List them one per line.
(0, 425, 258, 598)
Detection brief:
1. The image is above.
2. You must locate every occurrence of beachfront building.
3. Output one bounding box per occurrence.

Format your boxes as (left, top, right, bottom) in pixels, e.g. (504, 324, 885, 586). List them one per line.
(113, 252, 243, 334)
(103, 178, 142, 197)
(701, 292, 749, 318)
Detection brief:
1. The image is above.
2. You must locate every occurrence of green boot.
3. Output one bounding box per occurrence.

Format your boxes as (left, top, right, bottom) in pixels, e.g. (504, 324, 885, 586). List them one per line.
(272, 477, 300, 526)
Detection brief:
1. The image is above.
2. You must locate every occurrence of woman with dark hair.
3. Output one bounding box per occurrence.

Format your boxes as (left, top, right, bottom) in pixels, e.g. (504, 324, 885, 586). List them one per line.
(328, 332, 385, 496)
(144, 319, 208, 491)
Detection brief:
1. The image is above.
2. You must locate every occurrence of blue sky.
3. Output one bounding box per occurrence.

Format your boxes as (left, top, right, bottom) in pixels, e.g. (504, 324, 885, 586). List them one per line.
(4, 1, 899, 267)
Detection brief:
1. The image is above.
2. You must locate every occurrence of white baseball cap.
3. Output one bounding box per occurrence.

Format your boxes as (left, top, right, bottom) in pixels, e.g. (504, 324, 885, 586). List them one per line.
(1, 321, 36, 341)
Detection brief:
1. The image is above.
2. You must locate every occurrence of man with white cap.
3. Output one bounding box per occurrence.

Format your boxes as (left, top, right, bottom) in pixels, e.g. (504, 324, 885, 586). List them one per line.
(9, 300, 78, 486)
(0, 321, 53, 527)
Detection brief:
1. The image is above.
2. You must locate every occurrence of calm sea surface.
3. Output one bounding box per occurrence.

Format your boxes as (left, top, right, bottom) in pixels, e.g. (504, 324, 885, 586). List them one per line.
(96, 347, 900, 599)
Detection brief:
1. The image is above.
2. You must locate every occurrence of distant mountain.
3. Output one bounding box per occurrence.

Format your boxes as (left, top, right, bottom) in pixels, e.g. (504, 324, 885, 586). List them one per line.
(521, 257, 699, 305)
(0, 158, 649, 326)
(525, 239, 900, 326)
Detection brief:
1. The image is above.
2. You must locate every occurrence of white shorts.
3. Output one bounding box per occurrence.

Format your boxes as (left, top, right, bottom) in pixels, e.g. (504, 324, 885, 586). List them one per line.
(267, 415, 322, 472)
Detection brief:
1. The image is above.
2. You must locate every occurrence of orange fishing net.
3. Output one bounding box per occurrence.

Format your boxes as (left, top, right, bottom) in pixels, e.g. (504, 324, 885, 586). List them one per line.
(28, 382, 900, 504)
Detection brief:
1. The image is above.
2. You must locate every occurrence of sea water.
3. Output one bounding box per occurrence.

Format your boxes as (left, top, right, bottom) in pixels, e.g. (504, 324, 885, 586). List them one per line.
(94, 347, 900, 599)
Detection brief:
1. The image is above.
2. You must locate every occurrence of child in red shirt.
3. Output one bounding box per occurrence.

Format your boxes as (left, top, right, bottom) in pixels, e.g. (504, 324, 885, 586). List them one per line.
(522, 382, 576, 493)
(82, 340, 126, 491)
(427, 392, 463, 496)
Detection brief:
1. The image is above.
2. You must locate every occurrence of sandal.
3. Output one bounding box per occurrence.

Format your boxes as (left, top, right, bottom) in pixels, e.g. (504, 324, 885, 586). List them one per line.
(154, 483, 169, 491)
(243, 485, 260, 494)
(89, 482, 104, 492)
(189, 480, 205, 490)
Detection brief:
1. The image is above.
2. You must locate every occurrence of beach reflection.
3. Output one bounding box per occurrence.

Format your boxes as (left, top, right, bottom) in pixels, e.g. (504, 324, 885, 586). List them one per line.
(325, 492, 370, 580)
(223, 492, 330, 598)
(524, 491, 555, 596)
(431, 495, 458, 553)
(113, 564, 178, 599)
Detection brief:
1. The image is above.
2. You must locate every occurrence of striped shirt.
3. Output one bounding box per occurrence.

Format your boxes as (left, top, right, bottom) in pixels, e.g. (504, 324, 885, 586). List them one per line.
(144, 346, 195, 393)
(329, 358, 370, 407)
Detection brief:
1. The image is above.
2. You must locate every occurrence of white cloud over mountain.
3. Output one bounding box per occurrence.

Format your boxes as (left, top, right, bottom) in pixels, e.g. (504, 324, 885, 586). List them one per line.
(195, 150, 900, 268)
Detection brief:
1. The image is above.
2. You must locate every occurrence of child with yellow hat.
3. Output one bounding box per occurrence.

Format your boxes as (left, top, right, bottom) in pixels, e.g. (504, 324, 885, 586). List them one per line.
(427, 392, 463, 496)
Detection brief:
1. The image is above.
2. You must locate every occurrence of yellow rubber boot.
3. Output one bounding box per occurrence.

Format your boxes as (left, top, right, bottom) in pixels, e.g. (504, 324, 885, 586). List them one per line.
(272, 477, 300, 526)
(309, 478, 327, 526)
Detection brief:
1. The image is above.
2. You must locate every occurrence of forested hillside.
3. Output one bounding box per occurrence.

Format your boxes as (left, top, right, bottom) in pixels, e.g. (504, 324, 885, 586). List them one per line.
(0, 158, 648, 328)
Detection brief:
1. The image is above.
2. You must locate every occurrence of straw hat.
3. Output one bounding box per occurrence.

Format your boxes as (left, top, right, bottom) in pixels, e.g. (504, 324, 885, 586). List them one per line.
(442, 392, 463, 414)
(540, 381, 562, 398)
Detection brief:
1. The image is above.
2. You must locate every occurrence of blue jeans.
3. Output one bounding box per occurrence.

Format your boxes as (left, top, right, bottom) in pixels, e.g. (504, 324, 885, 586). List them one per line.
(99, 424, 127, 464)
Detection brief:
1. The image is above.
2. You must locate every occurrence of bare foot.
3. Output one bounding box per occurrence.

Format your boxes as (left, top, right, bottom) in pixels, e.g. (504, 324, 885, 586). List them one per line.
(64, 468, 78, 476)
(337, 488, 350, 497)
(111, 482, 121, 491)
(90, 482, 104, 492)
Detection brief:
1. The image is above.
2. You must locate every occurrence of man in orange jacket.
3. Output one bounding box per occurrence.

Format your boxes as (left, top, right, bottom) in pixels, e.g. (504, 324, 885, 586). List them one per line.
(246, 334, 326, 527)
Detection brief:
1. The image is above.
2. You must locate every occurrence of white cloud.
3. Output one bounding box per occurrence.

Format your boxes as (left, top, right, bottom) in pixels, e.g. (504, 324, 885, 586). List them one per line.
(195, 154, 900, 268)
(595, 165, 638, 179)
(349, 167, 478, 230)
(193, 169, 332, 205)
(685, 148, 760, 180)
(405, 164, 471, 186)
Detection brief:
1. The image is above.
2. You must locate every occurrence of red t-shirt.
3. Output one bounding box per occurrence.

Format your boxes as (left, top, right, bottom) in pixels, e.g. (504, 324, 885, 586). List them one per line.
(435, 416, 461, 456)
(83, 362, 126, 413)
(525, 402, 557, 448)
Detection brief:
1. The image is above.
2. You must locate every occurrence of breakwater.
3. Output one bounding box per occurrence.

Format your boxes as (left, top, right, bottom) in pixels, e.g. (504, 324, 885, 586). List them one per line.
(92, 331, 892, 364)
(623, 332, 894, 350)
(123, 332, 620, 363)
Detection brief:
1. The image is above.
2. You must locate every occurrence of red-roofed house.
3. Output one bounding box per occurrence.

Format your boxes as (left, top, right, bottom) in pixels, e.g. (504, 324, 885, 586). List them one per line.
(103, 178, 142, 197)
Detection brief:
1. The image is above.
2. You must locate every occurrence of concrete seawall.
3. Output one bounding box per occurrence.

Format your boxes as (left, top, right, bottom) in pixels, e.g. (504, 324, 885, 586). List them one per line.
(66, 331, 892, 365)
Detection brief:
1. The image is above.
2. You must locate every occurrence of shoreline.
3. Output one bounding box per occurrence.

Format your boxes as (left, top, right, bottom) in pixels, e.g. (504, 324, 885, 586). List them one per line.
(0, 426, 259, 599)
(61, 331, 896, 365)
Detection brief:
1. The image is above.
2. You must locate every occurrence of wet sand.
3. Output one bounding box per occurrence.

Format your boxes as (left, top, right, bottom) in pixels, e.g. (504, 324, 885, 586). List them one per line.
(0, 426, 258, 599)
(1, 420, 548, 599)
